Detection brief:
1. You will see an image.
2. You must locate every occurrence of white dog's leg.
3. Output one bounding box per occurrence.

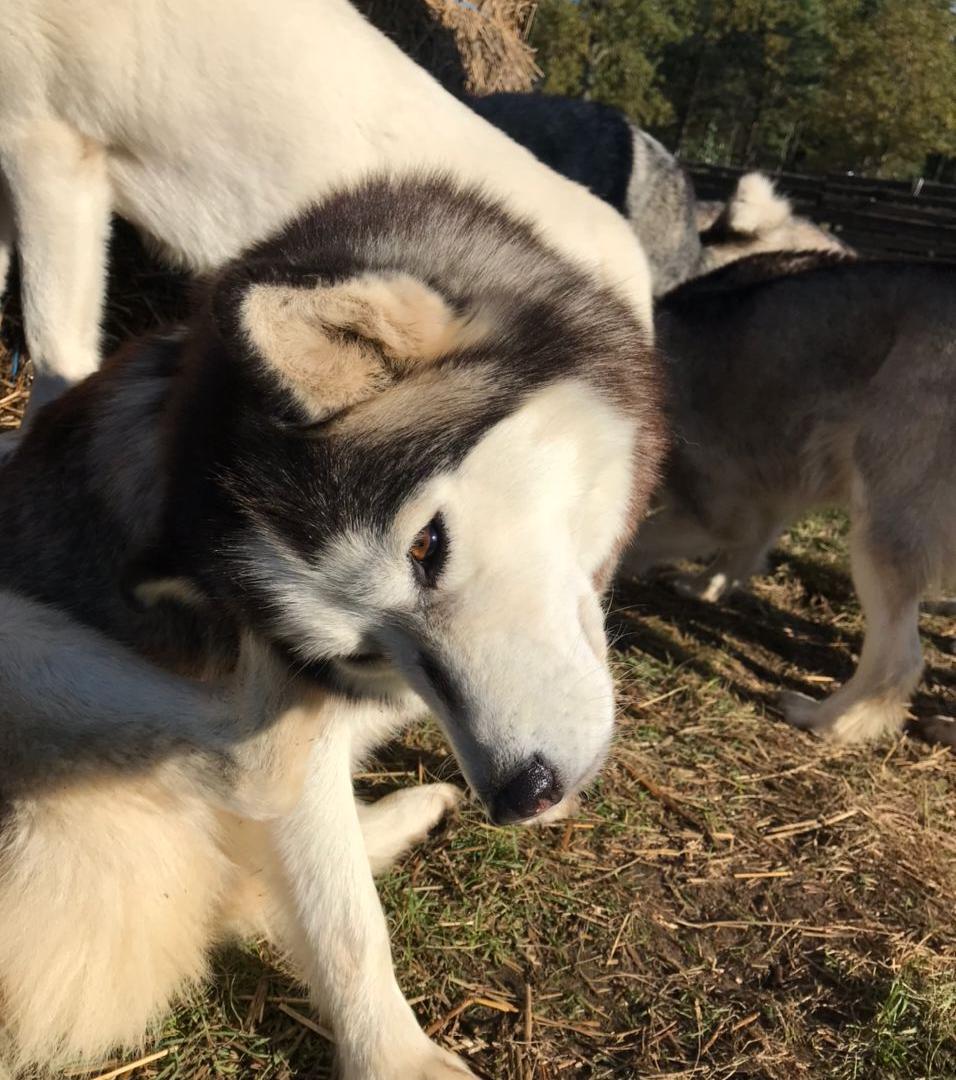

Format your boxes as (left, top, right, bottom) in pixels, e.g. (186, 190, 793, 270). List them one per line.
(359, 783, 464, 876)
(782, 529, 924, 742)
(271, 710, 475, 1080)
(1, 120, 110, 414)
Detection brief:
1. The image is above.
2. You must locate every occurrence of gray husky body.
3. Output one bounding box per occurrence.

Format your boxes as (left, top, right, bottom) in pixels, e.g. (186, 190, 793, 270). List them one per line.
(624, 252, 955, 743)
(0, 175, 664, 1077)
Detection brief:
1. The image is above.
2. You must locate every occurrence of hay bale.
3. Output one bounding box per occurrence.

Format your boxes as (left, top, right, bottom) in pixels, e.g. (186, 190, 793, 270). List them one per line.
(0, 1, 540, 411)
(355, 0, 538, 95)
(426, 0, 539, 94)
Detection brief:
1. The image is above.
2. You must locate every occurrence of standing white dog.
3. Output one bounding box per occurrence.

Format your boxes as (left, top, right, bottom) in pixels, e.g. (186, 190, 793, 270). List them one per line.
(0, 0, 652, 413)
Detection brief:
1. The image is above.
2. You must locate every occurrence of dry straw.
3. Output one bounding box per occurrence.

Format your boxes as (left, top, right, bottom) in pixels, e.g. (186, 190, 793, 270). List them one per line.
(356, 0, 539, 95)
(424, 0, 539, 93)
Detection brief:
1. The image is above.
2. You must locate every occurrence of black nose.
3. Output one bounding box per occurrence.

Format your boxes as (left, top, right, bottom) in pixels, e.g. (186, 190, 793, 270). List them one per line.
(490, 758, 562, 825)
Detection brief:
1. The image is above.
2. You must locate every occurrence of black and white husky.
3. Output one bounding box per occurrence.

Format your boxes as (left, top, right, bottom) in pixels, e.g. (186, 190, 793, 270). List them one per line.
(0, 175, 665, 1077)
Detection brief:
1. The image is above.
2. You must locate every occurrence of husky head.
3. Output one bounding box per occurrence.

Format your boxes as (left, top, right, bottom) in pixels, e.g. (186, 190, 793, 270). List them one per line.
(168, 176, 664, 825)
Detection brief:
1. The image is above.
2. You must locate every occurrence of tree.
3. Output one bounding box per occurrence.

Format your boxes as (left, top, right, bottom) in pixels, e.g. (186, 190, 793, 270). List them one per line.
(803, 0, 956, 176)
(528, 0, 956, 178)
(659, 0, 839, 165)
(530, 0, 694, 127)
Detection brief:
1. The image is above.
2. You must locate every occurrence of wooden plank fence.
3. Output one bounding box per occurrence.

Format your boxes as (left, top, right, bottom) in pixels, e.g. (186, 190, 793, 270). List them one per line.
(688, 163, 956, 262)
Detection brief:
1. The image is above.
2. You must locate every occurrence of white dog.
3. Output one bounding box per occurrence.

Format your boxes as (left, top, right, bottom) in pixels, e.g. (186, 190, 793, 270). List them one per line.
(0, 0, 652, 417)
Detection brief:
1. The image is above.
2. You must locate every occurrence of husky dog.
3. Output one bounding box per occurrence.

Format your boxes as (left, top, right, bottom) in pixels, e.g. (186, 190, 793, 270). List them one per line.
(0, 0, 652, 419)
(467, 93, 701, 295)
(697, 172, 852, 273)
(622, 251, 955, 744)
(0, 174, 664, 1077)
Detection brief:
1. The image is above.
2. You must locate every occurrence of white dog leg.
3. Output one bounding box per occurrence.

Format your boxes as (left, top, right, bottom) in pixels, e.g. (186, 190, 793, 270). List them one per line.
(782, 530, 924, 742)
(359, 783, 464, 876)
(271, 710, 475, 1080)
(1, 121, 110, 415)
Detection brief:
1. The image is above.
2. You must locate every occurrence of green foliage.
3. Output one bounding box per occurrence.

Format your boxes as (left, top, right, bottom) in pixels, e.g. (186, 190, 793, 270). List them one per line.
(804, 0, 956, 176)
(530, 0, 695, 126)
(528, 0, 956, 178)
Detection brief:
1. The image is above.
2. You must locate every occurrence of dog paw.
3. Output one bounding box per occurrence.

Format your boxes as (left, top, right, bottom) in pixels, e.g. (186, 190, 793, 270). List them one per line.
(412, 1044, 478, 1079)
(672, 571, 729, 603)
(351, 1041, 477, 1080)
(780, 691, 904, 744)
(402, 782, 465, 834)
(361, 783, 465, 875)
(908, 715, 956, 749)
(427, 781, 467, 814)
(779, 690, 829, 735)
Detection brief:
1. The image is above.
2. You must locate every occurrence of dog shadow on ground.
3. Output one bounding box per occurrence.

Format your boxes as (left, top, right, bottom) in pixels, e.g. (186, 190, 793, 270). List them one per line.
(609, 551, 954, 734)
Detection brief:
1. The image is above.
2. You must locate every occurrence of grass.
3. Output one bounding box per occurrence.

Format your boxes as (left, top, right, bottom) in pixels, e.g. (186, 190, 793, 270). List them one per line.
(2, 236, 955, 1079)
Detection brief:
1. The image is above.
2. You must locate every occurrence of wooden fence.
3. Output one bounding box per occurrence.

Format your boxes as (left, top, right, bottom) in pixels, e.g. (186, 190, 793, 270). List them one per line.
(688, 163, 956, 262)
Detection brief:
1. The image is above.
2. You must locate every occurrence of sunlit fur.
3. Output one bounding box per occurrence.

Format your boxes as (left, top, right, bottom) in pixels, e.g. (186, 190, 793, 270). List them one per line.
(697, 172, 852, 274)
(0, 177, 664, 1077)
(624, 253, 955, 744)
(0, 0, 651, 420)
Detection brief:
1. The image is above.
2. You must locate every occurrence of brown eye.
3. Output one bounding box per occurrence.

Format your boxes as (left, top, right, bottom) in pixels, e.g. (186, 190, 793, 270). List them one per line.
(410, 525, 437, 563)
(408, 515, 446, 586)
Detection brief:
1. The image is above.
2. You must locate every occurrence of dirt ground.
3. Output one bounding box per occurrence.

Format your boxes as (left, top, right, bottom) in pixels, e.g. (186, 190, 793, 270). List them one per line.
(1, 233, 954, 1080)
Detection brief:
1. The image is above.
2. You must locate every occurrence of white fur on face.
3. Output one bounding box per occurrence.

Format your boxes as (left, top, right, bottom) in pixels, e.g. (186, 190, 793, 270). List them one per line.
(241, 379, 637, 814)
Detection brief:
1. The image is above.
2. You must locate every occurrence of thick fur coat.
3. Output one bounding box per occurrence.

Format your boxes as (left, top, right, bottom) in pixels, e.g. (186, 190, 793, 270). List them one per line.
(0, 175, 665, 1077)
(0, 0, 652, 415)
(624, 252, 955, 743)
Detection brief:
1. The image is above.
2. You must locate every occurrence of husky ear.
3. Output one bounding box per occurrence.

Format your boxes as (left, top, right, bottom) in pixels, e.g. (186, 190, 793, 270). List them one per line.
(121, 550, 208, 613)
(232, 273, 485, 420)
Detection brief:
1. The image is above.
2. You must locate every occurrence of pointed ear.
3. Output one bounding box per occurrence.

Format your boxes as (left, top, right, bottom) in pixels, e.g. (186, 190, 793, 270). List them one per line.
(230, 272, 487, 421)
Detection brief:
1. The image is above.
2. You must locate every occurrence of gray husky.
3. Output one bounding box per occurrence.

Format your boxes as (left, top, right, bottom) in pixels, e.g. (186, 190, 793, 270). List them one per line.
(0, 175, 664, 1077)
(467, 95, 852, 294)
(467, 92, 701, 295)
(623, 252, 955, 744)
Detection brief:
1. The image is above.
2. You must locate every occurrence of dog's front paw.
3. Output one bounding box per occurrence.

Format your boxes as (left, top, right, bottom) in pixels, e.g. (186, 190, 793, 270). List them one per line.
(348, 1039, 477, 1080)
(909, 715, 956, 748)
(411, 1042, 478, 1079)
(780, 690, 903, 744)
(362, 782, 466, 876)
(422, 781, 466, 819)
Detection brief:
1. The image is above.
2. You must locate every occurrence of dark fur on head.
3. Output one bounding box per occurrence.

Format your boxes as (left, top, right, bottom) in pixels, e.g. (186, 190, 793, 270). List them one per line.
(0, 173, 665, 685)
(466, 93, 634, 215)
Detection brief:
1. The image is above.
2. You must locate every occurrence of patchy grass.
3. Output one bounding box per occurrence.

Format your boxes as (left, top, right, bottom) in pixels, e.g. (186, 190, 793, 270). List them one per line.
(2, 249, 954, 1079)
